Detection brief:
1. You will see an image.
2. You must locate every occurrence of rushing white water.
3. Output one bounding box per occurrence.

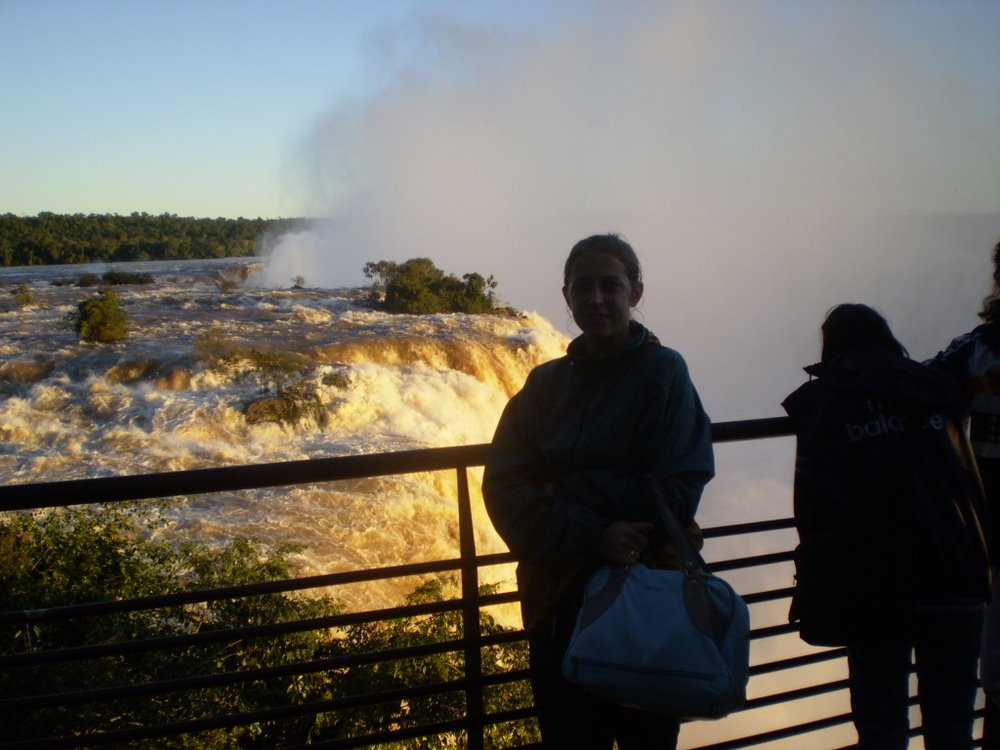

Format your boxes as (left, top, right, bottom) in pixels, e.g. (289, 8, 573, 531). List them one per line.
(0, 258, 569, 609)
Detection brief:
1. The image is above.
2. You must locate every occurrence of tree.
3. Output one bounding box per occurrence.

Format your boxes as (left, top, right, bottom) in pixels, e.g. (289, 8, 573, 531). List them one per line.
(0, 214, 307, 268)
(72, 289, 128, 342)
(362, 258, 499, 315)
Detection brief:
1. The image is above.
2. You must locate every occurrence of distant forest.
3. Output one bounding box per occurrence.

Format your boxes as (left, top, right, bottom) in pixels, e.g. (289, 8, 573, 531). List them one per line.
(0, 212, 306, 267)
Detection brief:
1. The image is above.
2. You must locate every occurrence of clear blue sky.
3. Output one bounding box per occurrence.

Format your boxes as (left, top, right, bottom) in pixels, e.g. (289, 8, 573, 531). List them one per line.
(0, 0, 541, 218)
(1, 0, 997, 220)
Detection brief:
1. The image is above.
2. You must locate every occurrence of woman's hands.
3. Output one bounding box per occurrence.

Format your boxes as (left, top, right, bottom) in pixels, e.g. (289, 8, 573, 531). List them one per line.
(598, 521, 654, 565)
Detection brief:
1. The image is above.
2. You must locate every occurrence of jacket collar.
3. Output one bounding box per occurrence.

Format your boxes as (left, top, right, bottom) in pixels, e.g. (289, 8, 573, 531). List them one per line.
(804, 345, 961, 408)
(567, 321, 656, 361)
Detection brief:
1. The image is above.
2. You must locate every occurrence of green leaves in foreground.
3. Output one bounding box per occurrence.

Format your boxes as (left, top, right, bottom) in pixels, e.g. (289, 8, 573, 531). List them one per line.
(0, 504, 537, 748)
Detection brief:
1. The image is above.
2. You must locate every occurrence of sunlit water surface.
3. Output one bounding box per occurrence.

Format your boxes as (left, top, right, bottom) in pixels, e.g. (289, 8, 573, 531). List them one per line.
(0, 258, 569, 610)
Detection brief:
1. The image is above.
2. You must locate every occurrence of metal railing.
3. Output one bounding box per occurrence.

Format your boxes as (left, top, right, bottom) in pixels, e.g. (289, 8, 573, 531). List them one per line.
(0, 417, 981, 749)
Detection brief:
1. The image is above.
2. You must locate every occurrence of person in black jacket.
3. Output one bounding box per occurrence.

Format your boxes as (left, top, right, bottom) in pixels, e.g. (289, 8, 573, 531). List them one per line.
(482, 233, 714, 749)
(928, 236, 1000, 747)
(929, 237, 1000, 549)
(783, 303, 989, 750)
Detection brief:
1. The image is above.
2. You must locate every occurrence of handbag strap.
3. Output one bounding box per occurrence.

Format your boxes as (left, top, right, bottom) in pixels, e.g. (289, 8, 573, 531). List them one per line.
(649, 482, 734, 642)
(650, 481, 709, 574)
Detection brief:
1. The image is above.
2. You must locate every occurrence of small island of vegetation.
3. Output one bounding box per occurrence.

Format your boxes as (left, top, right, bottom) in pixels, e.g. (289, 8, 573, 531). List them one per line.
(362, 257, 501, 315)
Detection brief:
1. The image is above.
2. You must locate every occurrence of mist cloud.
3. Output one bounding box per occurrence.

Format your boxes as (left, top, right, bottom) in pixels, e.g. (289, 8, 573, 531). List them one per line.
(261, 0, 999, 419)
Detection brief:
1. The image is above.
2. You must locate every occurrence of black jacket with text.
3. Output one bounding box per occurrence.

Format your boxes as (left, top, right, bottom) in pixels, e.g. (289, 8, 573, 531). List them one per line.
(782, 346, 989, 645)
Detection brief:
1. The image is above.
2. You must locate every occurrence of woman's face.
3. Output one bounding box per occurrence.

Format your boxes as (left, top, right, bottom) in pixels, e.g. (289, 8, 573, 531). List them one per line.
(563, 250, 643, 355)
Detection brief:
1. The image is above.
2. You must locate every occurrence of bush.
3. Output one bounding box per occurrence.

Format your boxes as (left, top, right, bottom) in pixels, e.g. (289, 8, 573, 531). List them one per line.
(196, 331, 313, 394)
(195, 330, 333, 426)
(242, 349, 314, 395)
(102, 270, 154, 285)
(326, 576, 538, 747)
(362, 258, 499, 314)
(72, 289, 128, 342)
(322, 369, 350, 389)
(11, 283, 33, 306)
(0, 504, 333, 747)
(0, 505, 538, 747)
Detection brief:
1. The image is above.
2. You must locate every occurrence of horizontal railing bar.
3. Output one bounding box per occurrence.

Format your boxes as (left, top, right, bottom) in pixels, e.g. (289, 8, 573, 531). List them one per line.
(749, 646, 846, 676)
(0, 596, 472, 667)
(712, 416, 793, 443)
(480, 630, 528, 651)
(0, 558, 463, 625)
(743, 677, 849, 711)
(283, 714, 473, 750)
(0, 418, 793, 512)
(480, 667, 532, 689)
(0, 444, 491, 511)
(483, 704, 538, 727)
(709, 550, 793, 573)
(0, 552, 516, 625)
(702, 517, 796, 538)
(1, 633, 479, 710)
(685, 710, 853, 750)
(8, 648, 531, 734)
(3, 587, 526, 669)
(749, 622, 800, 640)
(5, 675, 475, 750)
(742, 586, 796, 605)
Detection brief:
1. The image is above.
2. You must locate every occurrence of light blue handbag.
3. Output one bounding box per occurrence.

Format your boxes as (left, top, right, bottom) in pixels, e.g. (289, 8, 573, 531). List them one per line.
(561, 497, 750, 719)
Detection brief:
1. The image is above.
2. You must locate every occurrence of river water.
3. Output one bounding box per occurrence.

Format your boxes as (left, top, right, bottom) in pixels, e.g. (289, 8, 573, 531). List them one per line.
(0, 257, 569, 609)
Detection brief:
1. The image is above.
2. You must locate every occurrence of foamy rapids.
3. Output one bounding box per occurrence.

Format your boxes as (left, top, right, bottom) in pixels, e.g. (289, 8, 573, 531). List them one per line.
(0, 258, 569, 611)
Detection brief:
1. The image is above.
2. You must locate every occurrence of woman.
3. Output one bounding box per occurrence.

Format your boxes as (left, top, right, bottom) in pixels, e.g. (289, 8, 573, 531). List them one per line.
(783, 303, 989, 750)
(482, 233, 714, 748)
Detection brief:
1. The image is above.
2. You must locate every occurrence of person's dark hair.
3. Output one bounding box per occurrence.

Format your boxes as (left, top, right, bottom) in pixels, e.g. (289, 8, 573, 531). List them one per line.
(979, 237, 1000, 325)
(563, 233, 642, 290)
(820, 303, 908, 363)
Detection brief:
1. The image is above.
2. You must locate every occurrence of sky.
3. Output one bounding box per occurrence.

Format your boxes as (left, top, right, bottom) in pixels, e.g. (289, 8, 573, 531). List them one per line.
(0, 0, 538, 219)
(3, 0, 1000, 420)
(2, 1, 997, 220)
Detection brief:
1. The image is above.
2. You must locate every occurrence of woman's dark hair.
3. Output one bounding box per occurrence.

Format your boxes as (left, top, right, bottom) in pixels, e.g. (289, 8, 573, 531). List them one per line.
(820, 303, 908, 363)
(563, 233, 642, 289)
(979, 237, 1000, 325)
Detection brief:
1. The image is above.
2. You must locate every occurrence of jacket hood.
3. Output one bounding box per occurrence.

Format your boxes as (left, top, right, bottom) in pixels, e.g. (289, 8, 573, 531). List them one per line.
(803, 345, 962, 408)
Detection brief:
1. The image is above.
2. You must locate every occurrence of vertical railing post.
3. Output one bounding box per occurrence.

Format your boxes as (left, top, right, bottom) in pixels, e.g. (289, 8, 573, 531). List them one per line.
(455, 464, 485, 750)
